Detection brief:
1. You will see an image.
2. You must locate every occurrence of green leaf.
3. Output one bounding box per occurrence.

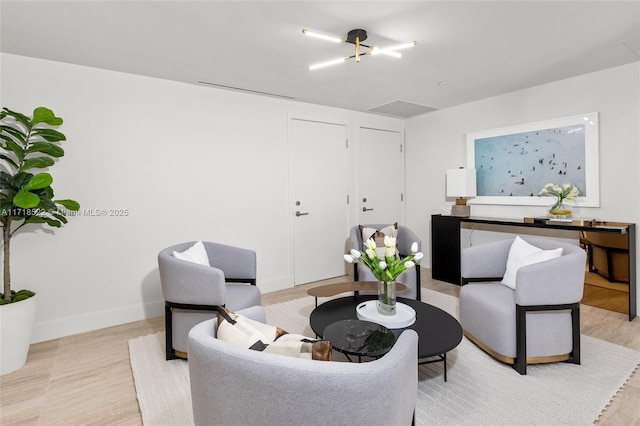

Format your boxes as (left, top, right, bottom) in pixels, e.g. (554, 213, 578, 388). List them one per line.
(0, 171, 15, 189)
(14, 289, 35, 299)
(0, 133, 21, 146)
(55, 199, 80, 211)
(0, 125, 27, 145)
(13, 189, 40, 208)
(44, 218, 62, 228)
(13, 172, 34, 189)
(32, 107, 62, 126)
(25, 173, 53, 190)
(2, 108, 31, 129)
(20, 157, 55, 171)
(36, 197, 57, 212)
(5, 139, 24, 162)
(0, 199, 13, 217)
(39, 186, 54, 199)
(0, 154, 19, 170)
(25, 141, 64, 157)
(31, 128, 66, 143)
(24, 216, 47, 224)
(51, 212, 68, 224)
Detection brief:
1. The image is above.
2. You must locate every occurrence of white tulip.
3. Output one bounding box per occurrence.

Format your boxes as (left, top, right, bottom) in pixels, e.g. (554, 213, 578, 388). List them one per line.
(385, 248, 396, 258)
(411, 242, 418, 253)
(343, 254, 354, 263)
(350, 249, 361, 259)
(405, 260, 415, 268)
(365, 248, 376, 260)
(413, 252, 424, 261)
(364, 238, 377, 251)
(384, 235, 396, 249)
(379, 261, 387, 270)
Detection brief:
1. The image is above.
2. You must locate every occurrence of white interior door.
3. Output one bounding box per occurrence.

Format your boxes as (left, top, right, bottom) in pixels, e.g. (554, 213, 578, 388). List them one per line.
(357, 127, 404, 223)
(289, 119, 348, 285)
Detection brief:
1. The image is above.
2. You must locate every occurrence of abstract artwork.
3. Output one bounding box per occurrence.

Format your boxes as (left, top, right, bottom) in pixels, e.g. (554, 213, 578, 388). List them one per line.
(466, 113, 599, 207)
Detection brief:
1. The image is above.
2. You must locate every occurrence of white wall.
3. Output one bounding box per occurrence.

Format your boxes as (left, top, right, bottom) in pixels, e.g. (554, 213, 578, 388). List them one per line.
(0, 53, 403, 342)
(3, 53, 638, 341)
(405, 62, 640, 309)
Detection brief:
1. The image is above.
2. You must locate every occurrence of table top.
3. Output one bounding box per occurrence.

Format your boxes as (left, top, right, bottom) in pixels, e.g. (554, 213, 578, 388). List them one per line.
(322, 319, 396, 358)
(306, 281, 407, 298)
(434, 214, 633, 234)
(310, 295, 463, 359)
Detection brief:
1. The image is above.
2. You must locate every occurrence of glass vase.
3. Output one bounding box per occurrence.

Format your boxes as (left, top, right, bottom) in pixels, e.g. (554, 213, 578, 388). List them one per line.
(377, 280, 396, 315)
(548, 200, 572, 219)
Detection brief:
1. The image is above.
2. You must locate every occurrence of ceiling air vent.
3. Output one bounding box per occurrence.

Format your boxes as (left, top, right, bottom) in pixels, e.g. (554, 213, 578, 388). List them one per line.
(368, 100, 438, 118)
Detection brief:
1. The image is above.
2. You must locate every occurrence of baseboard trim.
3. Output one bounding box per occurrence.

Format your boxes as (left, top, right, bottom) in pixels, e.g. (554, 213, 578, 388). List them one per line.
(32, 300, 165, 343)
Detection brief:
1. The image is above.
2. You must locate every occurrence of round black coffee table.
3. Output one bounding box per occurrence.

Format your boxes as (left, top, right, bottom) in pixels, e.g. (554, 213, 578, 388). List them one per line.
(310, 295, 463, 381)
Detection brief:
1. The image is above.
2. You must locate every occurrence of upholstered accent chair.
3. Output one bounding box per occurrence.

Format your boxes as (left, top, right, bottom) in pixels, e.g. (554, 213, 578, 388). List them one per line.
(349, 224, 422, 300)
(459, 236, 586, 375)
(188, 306, 419, 426)
(158, 241, 261, 360)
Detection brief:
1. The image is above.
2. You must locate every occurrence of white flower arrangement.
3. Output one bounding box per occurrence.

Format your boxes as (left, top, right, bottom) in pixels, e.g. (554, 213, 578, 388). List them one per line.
(343, 235, 422, 282)
(539, 183, 579, 214)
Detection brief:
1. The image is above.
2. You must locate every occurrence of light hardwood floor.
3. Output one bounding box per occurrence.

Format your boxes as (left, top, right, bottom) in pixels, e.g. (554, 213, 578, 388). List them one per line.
(1, 269, 639, 425)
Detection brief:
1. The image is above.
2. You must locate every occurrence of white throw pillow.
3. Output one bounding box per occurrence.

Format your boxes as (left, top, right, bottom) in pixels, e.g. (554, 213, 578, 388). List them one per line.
(172, 240, 209, 266)
(216, 308, 332, 361)
(501, 236, 563, 290)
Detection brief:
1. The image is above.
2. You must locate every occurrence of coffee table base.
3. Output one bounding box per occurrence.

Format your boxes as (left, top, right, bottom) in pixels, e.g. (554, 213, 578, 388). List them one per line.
(419, 354, 449, 382)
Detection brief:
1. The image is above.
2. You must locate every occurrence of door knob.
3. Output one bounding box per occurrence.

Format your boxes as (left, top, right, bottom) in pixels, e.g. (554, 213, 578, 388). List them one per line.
(362, 207, 374, 212)
(296, 211, 309, 217)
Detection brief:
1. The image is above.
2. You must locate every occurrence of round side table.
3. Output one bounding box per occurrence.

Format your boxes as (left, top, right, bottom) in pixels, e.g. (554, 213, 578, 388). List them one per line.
(322, 319, 396, 362)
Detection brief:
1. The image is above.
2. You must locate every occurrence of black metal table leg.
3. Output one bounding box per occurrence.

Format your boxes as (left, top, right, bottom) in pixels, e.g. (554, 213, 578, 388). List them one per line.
(418, 353, 449, 382)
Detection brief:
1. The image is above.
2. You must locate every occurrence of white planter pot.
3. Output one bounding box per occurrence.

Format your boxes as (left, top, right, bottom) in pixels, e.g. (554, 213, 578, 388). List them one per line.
(0, 294, 37, 375)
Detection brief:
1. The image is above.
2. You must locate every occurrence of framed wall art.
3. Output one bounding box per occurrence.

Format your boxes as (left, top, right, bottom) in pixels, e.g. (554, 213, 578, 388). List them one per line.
(466, 112, 599, 207)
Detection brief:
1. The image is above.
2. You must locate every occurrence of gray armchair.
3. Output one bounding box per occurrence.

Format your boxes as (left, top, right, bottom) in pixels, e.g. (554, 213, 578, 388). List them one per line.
(349, 224, 422, 300)
(188, 306, 418, 426)
(459, 236, 586, 375)
(158, 241, 261, 360)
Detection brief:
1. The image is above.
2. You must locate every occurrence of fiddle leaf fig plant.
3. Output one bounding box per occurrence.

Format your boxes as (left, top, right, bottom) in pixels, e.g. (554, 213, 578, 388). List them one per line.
(1, 107, 80, 304)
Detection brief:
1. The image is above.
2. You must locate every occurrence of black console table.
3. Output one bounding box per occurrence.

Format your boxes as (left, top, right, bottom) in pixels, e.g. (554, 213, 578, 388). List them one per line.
(431, 214, 636, 321)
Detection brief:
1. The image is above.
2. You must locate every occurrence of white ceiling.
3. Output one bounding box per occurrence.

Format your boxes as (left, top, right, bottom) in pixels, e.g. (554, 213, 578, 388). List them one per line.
(2, 1, 639, 117)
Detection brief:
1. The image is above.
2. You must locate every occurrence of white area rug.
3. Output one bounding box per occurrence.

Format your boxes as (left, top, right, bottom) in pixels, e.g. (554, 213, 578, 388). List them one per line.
(129, 289, 640, 425)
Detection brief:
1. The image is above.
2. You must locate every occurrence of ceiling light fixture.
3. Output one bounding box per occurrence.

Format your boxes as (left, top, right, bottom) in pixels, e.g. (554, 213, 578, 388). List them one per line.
(370, 47, 402, 58)
(308, 57, 349, 71)
(302, 29, 344, 44)
(303, 28, 416, 70)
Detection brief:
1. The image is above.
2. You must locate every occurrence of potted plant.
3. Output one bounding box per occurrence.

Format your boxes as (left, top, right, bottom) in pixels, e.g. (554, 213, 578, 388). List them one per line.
(0, 107, 79, 375)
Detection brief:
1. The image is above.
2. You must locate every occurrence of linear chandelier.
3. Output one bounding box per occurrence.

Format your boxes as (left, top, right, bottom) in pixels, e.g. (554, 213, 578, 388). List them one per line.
(302, 28, 416, 70)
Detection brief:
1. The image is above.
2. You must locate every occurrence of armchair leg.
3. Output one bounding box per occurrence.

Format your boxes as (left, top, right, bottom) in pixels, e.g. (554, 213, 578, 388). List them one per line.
(165, 303, 178, 361)
(569, 305, 581, 365)
(514, 304, 527, 375)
